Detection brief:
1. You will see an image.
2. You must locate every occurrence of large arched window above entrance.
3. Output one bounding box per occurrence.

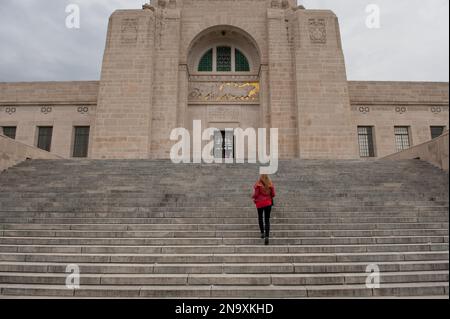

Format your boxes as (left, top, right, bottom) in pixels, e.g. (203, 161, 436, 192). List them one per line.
(189, 26, 261, 75)
(197, 46, 251, 72)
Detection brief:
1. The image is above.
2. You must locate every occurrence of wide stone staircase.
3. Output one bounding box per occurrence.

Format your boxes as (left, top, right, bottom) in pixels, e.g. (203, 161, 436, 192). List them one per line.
(0, 159, 448, 298)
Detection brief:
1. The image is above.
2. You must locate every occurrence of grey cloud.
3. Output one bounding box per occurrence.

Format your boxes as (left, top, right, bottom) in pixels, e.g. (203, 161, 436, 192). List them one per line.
(0, 0, 448, 82)
(303, 0, 449, 81)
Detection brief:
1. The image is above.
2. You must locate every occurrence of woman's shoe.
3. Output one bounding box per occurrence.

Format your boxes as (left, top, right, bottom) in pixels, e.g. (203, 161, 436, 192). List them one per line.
(264, 237, 269, 245)
(261, 233, 265, 239)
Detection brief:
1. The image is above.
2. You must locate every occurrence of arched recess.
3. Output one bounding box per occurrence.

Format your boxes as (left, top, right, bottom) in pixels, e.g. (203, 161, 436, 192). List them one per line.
(187, 25, 261, 75)
(179, 25, 264, 161)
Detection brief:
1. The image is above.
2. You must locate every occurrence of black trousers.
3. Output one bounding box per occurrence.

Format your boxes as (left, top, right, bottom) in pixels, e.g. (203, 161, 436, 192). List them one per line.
(257, 205, 272, 237)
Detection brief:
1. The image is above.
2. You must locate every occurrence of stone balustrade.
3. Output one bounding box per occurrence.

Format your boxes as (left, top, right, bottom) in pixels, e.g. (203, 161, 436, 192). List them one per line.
(0, 134, 63, 172)
(383, 130, 449, 172)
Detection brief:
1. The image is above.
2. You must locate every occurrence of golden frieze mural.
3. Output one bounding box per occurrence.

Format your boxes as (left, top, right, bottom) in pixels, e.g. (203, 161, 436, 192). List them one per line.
(188, 82, 260, 103)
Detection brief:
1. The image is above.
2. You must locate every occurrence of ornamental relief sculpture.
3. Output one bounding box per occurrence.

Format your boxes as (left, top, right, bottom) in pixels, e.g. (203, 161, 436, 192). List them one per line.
(120, 18, 138, 45)
(309, 18, 327, 44)
(188, 82, 260, 103)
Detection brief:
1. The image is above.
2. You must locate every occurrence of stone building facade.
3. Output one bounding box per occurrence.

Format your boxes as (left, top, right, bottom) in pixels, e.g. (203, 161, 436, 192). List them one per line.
(0, 0, 448, 160)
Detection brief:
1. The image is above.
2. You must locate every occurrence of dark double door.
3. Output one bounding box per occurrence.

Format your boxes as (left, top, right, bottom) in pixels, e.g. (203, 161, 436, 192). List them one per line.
(214, 130, 234, 159)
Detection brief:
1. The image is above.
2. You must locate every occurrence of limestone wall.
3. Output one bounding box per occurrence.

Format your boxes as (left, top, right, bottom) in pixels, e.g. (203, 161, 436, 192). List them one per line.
(383, 131, 449, 172)
(348, 81, 449, 105)
(89, 10, 156, 159)
(0, 81, 98, 158)
(349, 81, 449, 158)
(0, 134, 62, 172)
(292, 10, 358, 159)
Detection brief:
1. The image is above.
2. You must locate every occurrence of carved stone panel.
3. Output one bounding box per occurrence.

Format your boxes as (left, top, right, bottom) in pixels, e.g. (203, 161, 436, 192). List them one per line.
(395, 106, 407, 114)
(207, 106, 241, 122)
(188, 82, 260, 103)
(121, 18, 138, 45)
(309, 18, 327, 44)
(431, 106, 442, 114)
(4, 107, 16, 115)
(358, 106, 370, 114)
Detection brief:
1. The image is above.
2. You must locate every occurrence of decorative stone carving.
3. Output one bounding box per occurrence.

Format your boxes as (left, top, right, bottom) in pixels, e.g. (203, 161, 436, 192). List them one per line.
(431, 106, 442, 114)
(157, 0, 168, 8)
(358, 106, 370, 114)
(208, 106, 241, 122)
(77, 106, 89, 115)
(41, 106, 52, 115)
(142, 3, 155, 11)
(309, 18, 327, 44)
(4, 107, 16, 115)
(168, 0, 177, 9)
(271, 0, 281, 9)
(188, 82, 260, 103)
(395, 106, 407, 114)
(121, 18, 138, 45)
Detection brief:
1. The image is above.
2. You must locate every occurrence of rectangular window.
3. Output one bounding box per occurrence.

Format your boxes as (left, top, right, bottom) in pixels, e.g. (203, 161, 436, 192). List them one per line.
(73, 126, 90, 158)
(431, 126, 445, 139)
(37, 126, 53, 152)
(2, 126, 16, 139)
(357, 126, 375, 157)
(394, 126, 411, 152)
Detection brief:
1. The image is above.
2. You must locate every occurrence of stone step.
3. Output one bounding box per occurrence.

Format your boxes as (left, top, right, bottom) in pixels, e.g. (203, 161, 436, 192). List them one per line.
(1, 204, 447, 212)
(0, 251, 447, 264)
(1, 222, 448, 231)
(0, 159, 447, 298)
(0, 211, 447, 219)
(0, 198, 447, 204)
(1, 216, 447, 225)
(5, 203, 436, 209)
(0, 222, 448, 232)
(0, 243, 448, 254)
(0, 271, 447, 286)
(0, 282, 448, 298)
(1, 260, 447, 274)
(1, 229, 448, 239)
(1, 194, 445, 201)
(0, 235, 448, 246)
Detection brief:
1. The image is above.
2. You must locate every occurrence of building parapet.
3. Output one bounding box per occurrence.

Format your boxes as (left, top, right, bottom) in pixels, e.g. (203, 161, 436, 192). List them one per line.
(0, 81, 99, 105)
(348, 81, 449, 105)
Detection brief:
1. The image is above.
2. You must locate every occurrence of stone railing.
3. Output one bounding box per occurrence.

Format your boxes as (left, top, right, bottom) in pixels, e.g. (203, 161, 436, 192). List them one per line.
(383, 130, 449, 172)
(0, 135, 63, 172)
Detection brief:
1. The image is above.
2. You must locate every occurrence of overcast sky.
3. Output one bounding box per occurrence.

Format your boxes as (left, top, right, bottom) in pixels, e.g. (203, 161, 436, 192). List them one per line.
(0, 0, 448, 82)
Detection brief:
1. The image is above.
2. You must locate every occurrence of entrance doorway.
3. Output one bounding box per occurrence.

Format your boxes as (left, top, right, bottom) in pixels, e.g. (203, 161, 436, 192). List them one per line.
(214, 130, 235, 159)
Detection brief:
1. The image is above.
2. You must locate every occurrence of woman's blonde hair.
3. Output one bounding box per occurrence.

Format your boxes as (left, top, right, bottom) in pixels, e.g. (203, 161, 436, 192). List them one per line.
(259, 174, 273, 194)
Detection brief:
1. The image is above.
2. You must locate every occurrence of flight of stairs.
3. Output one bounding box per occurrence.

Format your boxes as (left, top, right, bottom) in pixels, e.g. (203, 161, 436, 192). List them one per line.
(0, 159, 448, 298)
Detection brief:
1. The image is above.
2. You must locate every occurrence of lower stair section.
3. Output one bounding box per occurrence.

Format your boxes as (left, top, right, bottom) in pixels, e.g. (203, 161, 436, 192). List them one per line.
(0, 159, 448, 298)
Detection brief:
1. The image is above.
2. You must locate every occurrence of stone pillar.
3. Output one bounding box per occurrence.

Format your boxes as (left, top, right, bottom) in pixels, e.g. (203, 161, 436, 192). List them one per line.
(177, 64, 189, 128)
(90, 9, 155, 159)
(266, 7, 299, 159)
(291, 9, 358, 159)
(149, 7, 182, 158)
(260, 65, 271, 130)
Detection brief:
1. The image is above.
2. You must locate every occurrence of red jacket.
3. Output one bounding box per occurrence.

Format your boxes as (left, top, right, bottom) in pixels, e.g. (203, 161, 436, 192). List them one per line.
(252, 182, 276, 209)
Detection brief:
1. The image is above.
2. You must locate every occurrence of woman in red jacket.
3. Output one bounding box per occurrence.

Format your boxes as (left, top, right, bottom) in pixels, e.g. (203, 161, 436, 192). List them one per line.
(252, 174, 276, 245)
